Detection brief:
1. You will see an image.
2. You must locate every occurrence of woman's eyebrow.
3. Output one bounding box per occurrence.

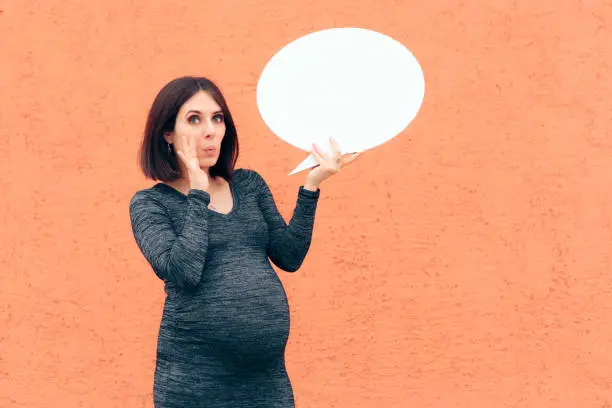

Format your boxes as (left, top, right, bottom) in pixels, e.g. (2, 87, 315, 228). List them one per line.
(185, 109, 223, 116)
(184, 109, 201, 117)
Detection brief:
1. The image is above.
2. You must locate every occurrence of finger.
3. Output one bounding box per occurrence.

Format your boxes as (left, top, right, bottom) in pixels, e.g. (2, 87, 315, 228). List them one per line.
(312, 144, 336, 169)
(312, 143, 333, 165)
(310, 144, 325, 164)
(185, 133, 197, 154)
(329, 137, 341, 158)
(180, 134, 189, 153)
(176, 150, 187, 166)
(341, 152, 360, 166)
(313, 144, 341, 172)
(188, 134, 196, 153)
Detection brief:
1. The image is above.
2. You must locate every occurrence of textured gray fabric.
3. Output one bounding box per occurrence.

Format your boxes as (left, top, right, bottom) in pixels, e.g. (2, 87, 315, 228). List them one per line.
(129, 168, 319, 408)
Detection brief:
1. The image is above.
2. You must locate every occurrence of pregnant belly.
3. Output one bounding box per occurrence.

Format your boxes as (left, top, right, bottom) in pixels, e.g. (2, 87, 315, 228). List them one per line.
(160, 260, 290, 370)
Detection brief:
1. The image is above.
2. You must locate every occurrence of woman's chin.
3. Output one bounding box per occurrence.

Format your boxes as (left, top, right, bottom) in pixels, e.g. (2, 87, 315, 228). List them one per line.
(198, 157, 219, 168)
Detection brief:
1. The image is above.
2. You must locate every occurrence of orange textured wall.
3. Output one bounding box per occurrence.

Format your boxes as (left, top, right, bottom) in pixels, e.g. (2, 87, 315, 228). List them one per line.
(2, 1, 612, 407)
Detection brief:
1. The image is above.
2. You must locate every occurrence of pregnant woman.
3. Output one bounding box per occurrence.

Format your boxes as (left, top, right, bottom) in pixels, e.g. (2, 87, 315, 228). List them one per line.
(129, 76, 359, 407)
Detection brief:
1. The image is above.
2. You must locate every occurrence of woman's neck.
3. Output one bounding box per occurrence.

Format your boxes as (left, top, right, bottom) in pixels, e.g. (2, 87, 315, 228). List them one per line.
(166, 172, 223, 195)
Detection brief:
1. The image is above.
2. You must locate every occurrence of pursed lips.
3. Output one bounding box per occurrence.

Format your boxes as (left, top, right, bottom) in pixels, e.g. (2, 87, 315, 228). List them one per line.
(202, 146, 217, 156)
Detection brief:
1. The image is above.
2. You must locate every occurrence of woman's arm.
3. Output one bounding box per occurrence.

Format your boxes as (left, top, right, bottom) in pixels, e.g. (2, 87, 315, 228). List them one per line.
(129, 189, 211, 290)
(253, 171, 320, 272)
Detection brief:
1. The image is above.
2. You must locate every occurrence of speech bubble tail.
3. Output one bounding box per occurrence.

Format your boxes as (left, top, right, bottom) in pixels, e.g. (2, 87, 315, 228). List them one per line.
(289, 154, 318, 175)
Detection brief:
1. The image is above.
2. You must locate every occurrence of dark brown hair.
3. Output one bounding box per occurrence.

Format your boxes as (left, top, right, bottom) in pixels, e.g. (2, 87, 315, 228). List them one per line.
(138, 76, 239, 181)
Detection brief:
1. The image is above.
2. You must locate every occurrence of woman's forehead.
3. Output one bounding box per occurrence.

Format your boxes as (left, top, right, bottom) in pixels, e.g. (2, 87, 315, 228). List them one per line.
(181, 91, 221, 113)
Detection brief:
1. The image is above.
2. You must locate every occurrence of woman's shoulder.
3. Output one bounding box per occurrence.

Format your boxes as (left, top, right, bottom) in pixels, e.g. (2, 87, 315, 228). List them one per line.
(232, 168, 265, 184)
(129, 183, 168, 210)
(232, 168, 268, 195)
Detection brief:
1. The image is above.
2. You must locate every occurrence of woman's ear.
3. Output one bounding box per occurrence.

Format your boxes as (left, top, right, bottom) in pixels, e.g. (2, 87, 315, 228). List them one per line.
(163, 131, 173, 144)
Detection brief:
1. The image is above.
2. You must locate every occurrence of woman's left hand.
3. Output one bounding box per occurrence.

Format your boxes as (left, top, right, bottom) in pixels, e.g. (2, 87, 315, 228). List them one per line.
(304, 137, 361, 191)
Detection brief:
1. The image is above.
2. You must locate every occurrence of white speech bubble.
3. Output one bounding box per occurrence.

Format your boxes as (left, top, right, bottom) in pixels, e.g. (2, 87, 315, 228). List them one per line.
(256, 27, 426, 175)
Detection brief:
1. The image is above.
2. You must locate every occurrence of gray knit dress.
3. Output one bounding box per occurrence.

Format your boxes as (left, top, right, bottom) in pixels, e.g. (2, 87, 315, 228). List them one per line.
(129, 168, 319, 407)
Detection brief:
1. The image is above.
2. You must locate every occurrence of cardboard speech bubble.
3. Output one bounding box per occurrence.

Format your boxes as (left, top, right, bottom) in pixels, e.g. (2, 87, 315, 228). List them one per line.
(257, 27, 425, 175)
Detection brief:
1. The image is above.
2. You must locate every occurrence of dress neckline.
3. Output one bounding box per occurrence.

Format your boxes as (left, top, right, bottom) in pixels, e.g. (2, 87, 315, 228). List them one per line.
(156, 178, 237, 217)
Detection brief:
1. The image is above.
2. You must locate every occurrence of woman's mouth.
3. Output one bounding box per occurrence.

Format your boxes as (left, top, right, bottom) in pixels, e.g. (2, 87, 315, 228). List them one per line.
(203, 146, 217, 156)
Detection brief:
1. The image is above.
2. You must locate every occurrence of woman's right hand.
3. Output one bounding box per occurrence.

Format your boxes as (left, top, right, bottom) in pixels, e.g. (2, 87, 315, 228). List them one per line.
(175, 134, 210, 192)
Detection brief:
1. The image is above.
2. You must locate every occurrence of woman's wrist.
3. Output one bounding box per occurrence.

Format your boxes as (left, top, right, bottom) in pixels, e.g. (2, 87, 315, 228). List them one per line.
(303, 181, 319, 192)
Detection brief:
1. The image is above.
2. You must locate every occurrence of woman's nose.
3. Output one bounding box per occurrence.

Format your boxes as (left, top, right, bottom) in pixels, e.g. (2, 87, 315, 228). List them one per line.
(201, 120, 215, 138)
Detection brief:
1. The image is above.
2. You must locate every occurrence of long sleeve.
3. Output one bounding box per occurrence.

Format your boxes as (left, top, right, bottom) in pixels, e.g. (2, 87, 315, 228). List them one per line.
(253, 171, 320, 272)
(129, 189, 211, 291)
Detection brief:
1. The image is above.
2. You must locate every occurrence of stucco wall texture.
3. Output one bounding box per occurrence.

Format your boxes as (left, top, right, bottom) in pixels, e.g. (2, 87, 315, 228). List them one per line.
(2, 0, 612, 407)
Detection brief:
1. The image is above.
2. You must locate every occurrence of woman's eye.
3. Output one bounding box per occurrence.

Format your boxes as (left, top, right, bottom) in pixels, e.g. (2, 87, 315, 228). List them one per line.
(188, 116, 201, 124)
(213, 114, 225, 123)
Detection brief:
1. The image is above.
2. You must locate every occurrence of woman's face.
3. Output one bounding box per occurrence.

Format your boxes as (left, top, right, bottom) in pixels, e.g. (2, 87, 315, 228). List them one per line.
(166, 90, 227, 169)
